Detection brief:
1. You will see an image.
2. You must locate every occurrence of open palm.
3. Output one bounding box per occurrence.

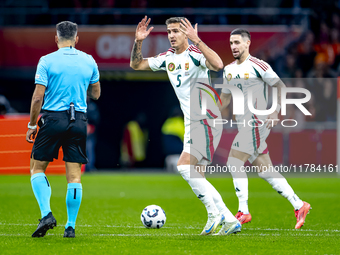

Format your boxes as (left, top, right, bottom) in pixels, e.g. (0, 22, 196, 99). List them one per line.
(135, 16, 154, 41)
(180, 18, 199, 43)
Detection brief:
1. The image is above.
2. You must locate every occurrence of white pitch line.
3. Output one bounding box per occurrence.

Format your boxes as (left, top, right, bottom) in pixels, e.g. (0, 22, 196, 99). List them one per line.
(236, 233, 337, 237)
(0, 233, 195, 237)
(0, 232, 337, 237)
(244, 228, 340, 233)
(1, 223, 339, 233)
(94, 233, 194, 237)
(0, 222, 198, 229)
(0, 223, 36, 226)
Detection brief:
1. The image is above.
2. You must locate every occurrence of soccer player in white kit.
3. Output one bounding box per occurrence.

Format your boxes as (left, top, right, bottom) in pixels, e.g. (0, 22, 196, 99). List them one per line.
(130, 16, 241, 235)
(219, 28, 311, 229)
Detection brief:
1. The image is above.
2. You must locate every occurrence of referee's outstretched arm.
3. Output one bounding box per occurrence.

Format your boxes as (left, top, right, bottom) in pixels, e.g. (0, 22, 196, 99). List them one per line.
(87, 81, 101, 100)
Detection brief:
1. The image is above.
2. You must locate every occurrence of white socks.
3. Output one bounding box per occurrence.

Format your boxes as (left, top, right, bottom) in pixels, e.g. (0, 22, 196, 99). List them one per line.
(228, 156, 304, 212)
(227, 157, 249, 214)
(177, 165, 219, 215)
(239, 201, 248, 214)
(177, 165, 236, 222)
(258, 170, 304, 210)
(204, 180, 237, 222)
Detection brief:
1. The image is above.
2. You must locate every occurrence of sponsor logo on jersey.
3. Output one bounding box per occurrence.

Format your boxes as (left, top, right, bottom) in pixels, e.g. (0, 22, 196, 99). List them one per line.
(35, 74, 40, 79)
(235, 74, 241, 79)
(227, 73, 232, 81)
(176, 64, 181, 70)
(233, 142, 239, 147)
(185, 62, 189, 70)
(244, 73, 249, 80)
(168, 62, 175, 71)
(187, 139, 193, 144)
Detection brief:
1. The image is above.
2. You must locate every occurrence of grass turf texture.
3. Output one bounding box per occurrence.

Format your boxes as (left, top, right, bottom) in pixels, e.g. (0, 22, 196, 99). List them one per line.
(0, 173, 339, 255)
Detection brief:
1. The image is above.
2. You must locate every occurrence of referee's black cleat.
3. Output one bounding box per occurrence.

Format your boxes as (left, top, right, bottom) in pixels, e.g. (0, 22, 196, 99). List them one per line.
(63, 226, 75, 238)
(32, 212, 57, 237)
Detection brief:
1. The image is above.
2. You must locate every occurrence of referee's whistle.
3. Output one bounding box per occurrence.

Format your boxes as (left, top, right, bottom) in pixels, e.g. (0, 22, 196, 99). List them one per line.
(70, 102, 75, 121)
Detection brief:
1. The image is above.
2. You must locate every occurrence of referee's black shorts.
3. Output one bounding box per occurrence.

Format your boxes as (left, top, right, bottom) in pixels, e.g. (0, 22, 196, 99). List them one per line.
(31, 110, 88, 164)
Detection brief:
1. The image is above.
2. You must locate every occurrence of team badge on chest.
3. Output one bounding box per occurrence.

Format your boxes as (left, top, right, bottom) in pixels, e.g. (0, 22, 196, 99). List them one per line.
(168, 62, 175, 72)
(185, 62, 189, 70)
(244, 73, 249, 80)
(227, 73, 232, 81)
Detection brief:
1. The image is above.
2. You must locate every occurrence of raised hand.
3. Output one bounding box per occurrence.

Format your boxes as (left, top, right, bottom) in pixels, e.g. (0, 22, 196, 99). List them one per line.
(135, 16, 154, 41)
(179, 18, 200, 44)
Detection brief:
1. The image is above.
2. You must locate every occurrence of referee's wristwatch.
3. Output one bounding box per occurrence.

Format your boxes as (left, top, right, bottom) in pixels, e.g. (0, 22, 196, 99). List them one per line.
(27, 122, 37, 130)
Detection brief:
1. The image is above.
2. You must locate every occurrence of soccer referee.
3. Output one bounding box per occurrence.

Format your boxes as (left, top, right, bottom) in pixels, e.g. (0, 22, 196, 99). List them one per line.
(26, 21, 100, 238)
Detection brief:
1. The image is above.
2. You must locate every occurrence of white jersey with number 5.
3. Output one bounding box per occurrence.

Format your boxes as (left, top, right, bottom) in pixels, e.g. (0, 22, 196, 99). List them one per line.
(148, 45, 221, 125)
(222, 54, 280, 126)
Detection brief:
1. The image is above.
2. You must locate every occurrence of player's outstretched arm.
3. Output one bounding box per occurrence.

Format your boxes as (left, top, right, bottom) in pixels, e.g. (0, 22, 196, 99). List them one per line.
(265, 79, 285, 129)
(130, 16, 154, 71)
(179, 18, 223, 71)
(218, 92, 232, 112)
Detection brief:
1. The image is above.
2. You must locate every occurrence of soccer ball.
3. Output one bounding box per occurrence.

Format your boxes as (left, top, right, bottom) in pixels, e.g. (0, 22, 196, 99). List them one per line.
(140, 205, 166, 229)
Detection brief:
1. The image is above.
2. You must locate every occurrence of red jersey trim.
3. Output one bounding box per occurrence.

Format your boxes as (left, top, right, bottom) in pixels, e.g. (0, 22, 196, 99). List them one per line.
(188, 45, 202, 54)
(249, 58, 268, 71)
(158, 48, 175, 56)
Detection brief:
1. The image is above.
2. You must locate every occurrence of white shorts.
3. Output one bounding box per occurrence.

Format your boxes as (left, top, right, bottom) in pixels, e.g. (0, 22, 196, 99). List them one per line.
(231, 118, 270, 164)
(183, 119, 222, 165)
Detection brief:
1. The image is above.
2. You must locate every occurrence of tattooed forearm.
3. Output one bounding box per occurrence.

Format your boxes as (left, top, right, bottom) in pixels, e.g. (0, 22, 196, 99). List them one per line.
(130, 40, 143, 67)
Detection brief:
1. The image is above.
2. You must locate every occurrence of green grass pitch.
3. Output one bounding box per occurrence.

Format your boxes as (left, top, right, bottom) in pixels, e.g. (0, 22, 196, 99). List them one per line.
(0, 173, 339, 254)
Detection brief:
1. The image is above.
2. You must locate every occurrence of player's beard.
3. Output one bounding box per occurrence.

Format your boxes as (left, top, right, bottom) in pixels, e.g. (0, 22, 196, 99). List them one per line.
(234, 50, 244, 60)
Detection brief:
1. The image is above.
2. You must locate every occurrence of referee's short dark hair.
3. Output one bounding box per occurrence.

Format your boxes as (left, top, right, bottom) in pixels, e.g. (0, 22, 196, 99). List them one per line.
(56, 21, 78, 41)
(230, 28, 251, 41)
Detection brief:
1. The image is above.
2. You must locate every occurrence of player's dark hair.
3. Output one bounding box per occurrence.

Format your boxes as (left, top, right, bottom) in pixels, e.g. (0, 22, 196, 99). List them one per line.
(230, 28, 251, 41)
(165, 17, 187, 25)
(56, 21, 78, 41)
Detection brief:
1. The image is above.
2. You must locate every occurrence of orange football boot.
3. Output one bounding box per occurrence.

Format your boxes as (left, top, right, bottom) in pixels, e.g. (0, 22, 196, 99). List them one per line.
(295, 201, 311, 229)
(235, 211, 252, 225)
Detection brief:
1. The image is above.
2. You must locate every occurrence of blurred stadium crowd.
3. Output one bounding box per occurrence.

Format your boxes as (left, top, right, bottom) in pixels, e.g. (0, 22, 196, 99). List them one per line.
(252, 20, 340, 123)
(1, 0, 326, 9)
(0, 0, 339, 168)
(1, 1, 339, 124)
(266, 12, 340, 122)
(0, 0, 338, 25)
(1, 0, 340, 121)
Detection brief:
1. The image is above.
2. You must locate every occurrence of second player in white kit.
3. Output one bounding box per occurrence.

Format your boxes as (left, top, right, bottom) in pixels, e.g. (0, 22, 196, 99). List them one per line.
(222, 54, 279, 162)
(219, 28, 311, 229)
